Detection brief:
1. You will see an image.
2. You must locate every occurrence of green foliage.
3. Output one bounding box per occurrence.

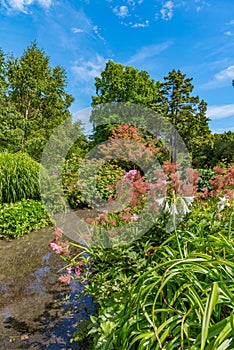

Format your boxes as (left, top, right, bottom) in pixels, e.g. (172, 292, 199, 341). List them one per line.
(90, 63, 212, 165)
(197, 168, 216, 191)
(90, 60, 162, 144)
(160, 69, 212, 162)
(0, 42, 80, 160)
(0, 199, 51, 239)
(207, 132, 234, 167)
(49, 162, 234, 349)
(82, 200, 234, 349)
(0, 152, 40, 203)
(95, 162, 126, 201)
(62, 154, 126, 208)
(62, 154, 86, 208)
(92, 60, 161, 108)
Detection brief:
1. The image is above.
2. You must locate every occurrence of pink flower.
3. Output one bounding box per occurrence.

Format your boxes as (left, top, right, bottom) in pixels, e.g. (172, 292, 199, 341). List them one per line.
(131, 214, 138, 221)
(51, 172, 59, 177)
(49, 238, 69, 256)
(124, 170, 138, 182)
(49, 242, 64, 254)
(58, 274, 71, 285)
(52, 228, 63, 239)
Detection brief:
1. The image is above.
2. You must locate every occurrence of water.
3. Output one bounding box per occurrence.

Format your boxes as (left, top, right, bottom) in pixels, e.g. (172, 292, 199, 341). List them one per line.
(0, 216, 95, 350)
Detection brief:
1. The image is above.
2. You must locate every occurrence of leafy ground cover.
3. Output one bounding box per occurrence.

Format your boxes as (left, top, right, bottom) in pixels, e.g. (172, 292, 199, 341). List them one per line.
(0, 199, 52, 239)
(0, 153, 53, 239)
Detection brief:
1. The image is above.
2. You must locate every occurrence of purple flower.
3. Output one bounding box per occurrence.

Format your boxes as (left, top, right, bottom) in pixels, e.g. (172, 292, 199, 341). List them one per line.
(75, 268, 81, 276)
(66, 266, 72, 274)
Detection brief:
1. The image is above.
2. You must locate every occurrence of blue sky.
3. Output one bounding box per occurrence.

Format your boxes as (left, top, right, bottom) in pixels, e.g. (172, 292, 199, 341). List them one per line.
(0, 0, 234, 133)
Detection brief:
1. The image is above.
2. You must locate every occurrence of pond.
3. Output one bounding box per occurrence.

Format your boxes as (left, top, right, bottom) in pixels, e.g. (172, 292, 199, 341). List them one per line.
(0, 210, 96, 350)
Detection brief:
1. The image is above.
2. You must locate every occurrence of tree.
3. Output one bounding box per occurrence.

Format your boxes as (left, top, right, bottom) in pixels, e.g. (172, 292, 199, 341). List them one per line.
(92, 60, 161, 107)
(207, 131, 234, 167)
(0, 48, 7, 98)
(3, 42, 75, 160)
(90, 60, 162, 144)
(160, 69, 211, 163)
(0, 48, 25, 152)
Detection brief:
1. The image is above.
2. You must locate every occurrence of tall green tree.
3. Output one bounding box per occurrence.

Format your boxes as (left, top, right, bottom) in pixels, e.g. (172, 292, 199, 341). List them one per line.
(90, 60, 162, 144)
(92, 60, 161, 107)
(4, 42, 74, 159)
(0, 48, 24, 152)
(160, 69, 211, 163)
(0, 48, 7, 97)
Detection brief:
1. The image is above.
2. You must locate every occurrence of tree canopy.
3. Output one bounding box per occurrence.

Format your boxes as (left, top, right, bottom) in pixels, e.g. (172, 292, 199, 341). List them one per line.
(90, 62, 212, 165)
(0, 42, 86, 160)
(92, 60, 161, 108)
(0, 44, 232, 169)
(160, 69, 211, 163)
(90, 61, 163, 145)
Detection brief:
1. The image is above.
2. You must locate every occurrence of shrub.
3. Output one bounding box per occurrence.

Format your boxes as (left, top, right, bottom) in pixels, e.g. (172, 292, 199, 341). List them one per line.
(198, 165, 234, 199)
(51, 197, 234, 349)
(196, 168, 215, 192)
(49, 160, 234, 349)
(84, 200, 234, 349)
(62, 154, 88, 208)
(0, 199, 51, 239)
(62, 154, 126, 208)
(0, 152, 40, 203)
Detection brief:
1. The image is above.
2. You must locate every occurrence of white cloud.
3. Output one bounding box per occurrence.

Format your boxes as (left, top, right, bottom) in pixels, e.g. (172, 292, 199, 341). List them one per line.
(228, 20, 234, 25)
(37, 0, 51, 8)
(71, 27, 84, 33)
(113, 5, 129, 17)
(160, 1, 174, 21)
(131, 19, 149, 28)
(71, 23, 104, 42)
(92, 25, 105, 41)
(224, 31, 233, 36)
(200, 65, 234, 89)
(1, 0, 52, 13)
(215, 65, 234, 81)
(71, 55, 107, 83)
(194, 0, 208, 12)
(127, 41, 172, 64)
(207, 104, 234, 120)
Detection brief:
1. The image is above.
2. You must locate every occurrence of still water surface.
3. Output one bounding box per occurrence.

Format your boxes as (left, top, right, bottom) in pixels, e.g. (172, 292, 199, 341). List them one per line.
(0, 215, 95, 350)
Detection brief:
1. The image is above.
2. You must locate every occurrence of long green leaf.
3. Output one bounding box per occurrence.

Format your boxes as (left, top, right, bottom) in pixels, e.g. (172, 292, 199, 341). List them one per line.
(201, 282, 219, 350)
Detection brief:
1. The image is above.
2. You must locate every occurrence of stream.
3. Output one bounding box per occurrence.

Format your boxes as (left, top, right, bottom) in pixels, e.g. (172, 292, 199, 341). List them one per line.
(0, 210, 96, 350)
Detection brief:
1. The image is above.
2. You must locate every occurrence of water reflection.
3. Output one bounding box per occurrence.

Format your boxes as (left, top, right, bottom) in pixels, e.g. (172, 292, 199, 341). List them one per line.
(0, 225, 94, 350)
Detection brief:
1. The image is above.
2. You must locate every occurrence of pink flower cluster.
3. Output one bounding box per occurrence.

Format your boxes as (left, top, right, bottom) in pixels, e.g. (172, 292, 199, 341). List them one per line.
(48, 228, 69, 256)
(124, 169, 138, 183)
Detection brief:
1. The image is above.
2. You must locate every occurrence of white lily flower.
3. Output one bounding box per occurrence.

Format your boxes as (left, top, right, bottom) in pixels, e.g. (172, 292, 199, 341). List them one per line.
(155, 197, 165, 206)
(184, 196, 194, 206)
(164, 201, 170, 212)
(217, 197, 230, 211)
(180, 198, 191, 214)
(170, 203, 179, 216)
